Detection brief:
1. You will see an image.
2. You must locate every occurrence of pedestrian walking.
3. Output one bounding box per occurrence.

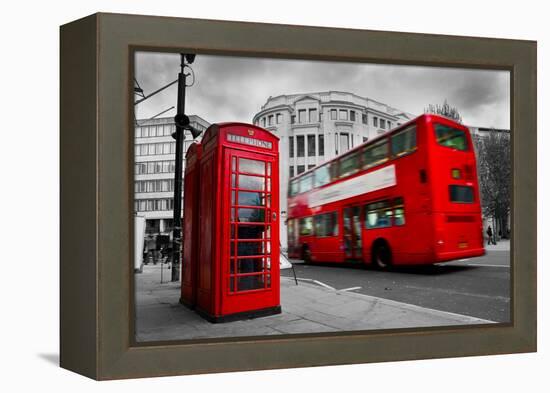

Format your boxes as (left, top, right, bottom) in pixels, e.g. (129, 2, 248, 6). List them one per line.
(486, 225, 495, 245)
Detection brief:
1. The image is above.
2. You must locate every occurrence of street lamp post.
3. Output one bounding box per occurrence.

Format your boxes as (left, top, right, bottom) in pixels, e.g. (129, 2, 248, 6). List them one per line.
(171, 53, 196, 282)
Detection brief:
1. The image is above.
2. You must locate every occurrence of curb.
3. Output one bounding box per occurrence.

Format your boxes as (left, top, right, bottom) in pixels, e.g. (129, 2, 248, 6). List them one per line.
(281, 276, 496, 325)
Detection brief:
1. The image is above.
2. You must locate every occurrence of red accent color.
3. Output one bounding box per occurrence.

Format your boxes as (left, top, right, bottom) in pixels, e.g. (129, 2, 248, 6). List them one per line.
(287, 114, 484, 266)
(183, 123, 280, 320)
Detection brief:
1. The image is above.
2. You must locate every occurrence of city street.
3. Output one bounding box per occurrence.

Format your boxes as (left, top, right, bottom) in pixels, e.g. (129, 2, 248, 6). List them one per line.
(282, 243, 510, 323)
(134, 241, 508, 341)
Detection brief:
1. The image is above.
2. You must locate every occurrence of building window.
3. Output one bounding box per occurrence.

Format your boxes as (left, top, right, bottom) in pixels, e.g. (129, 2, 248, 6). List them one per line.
(289, 136, 294, 158)
(268, 115, 274, 125)
(135, 142, 176, 156)
(135, 179, 175, 193)
(276, 113, 282, 124)
(339, 110, 348, 120)
(387, 121, 392, 129)
(262, 117, 266, 127)
(363, 137, 368, 143)
(380, 119, 386, 129)
(297, 165, 305, 174)
(308, 164, 316, 170)
(373, 117, 378, 127)
(339, 133, 350, 153)
(335, 133, 339, 155)
(309, 108, 317, 123)
(330, 109, 337, 120)
(362, 113, 368, 124)
(350, 110, 356, 122)
(291, 115, 296, 124)
(289, 166, 295, 178)
(135, 198, 174, 212)
(307, 135, 315, 156)
(318, 134, 325, 156)
(297, 135, 305, 157)
(298, 109, 307, 123)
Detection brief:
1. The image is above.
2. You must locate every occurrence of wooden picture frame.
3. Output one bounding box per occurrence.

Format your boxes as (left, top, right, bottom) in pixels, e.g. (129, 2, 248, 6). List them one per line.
(60, 12, 536, 380)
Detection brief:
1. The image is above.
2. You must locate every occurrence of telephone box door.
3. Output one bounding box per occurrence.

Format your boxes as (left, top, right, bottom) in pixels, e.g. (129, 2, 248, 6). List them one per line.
(222, 149, 280, 316)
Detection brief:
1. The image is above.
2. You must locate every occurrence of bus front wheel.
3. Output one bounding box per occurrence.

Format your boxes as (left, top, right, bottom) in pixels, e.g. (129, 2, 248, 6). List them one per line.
(302, 245, 312, 264)
(372, 241, 392, 269)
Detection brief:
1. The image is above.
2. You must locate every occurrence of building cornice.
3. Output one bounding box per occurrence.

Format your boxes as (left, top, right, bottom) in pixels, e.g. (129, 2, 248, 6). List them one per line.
(252, 104, 293, 122)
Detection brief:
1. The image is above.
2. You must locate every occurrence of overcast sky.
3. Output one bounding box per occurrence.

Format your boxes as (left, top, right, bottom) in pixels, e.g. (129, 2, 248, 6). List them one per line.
(135, 52, 510, 129)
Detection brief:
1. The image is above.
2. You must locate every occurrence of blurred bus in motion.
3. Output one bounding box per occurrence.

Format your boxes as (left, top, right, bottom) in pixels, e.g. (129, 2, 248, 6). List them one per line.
(286, 114, 485, 268)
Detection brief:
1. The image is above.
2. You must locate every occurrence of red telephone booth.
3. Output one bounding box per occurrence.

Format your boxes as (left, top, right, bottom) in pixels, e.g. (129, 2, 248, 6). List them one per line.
(180, 142, 202, 308)
(195, 123, 281, 322)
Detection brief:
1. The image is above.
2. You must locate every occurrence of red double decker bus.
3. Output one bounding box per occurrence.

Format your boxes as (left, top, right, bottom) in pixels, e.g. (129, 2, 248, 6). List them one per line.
(286, 114, 485, 268)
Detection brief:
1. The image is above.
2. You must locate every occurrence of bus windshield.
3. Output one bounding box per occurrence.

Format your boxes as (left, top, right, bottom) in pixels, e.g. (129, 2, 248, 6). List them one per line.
(434, 124, 469, 151)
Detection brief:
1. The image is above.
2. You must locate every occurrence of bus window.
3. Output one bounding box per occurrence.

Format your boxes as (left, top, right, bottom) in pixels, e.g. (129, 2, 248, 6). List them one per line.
(362, 139, 389, 169)
(289, 179, 299, 197)
(393, 198, 405, 226)
(299, 217, 313, 236)
(314, 164, 331, 188)
(299, 173, 314, 194)
(392, 126, 417, 157)
(365, 200, 392, 229)
(339, 151, 360, 178)
(314, 212, 339, 237)
(435, 124, 469, 151)
(330, 161, 339, 181)
(449, 185, 474, 203)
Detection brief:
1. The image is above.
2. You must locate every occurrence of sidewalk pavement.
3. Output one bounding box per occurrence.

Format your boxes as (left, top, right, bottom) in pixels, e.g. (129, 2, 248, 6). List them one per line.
(135, 266, 494, 342)
(485, 239, 510, 251)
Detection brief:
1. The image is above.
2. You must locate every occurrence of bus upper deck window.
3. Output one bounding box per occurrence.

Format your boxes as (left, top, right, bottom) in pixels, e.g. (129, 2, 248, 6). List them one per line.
(299, 173, 314, 194)
(314, 164, 331, 188)
(289, 179, 299, 196)
(339, 151, 359, 178)
(392, 126, 417, 157)
(362, 139, 389, 169)
(435, 124, 469, 151)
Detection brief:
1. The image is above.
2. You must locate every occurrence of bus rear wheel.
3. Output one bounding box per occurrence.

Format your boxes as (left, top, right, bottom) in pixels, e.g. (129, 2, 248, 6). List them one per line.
(373, 241, 392, 269)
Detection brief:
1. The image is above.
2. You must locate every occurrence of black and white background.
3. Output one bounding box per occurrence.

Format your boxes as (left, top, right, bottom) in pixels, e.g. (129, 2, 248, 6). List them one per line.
(1, 1, 547, 392)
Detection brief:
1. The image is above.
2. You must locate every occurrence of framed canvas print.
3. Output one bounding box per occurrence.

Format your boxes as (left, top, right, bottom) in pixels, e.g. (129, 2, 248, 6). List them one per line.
(60, 13, 536, 380)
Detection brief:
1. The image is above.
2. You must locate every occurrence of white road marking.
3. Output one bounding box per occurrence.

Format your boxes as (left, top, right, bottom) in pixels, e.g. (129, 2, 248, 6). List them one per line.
(436, 259, 510, 269)
(312, 280, 336, 291)
(283, 277, 362, 292)
(339, 286, 362, 292)
(466, 263, 510, 268)
(446, 262, 510, 268)
(287, 277, 337, 291)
